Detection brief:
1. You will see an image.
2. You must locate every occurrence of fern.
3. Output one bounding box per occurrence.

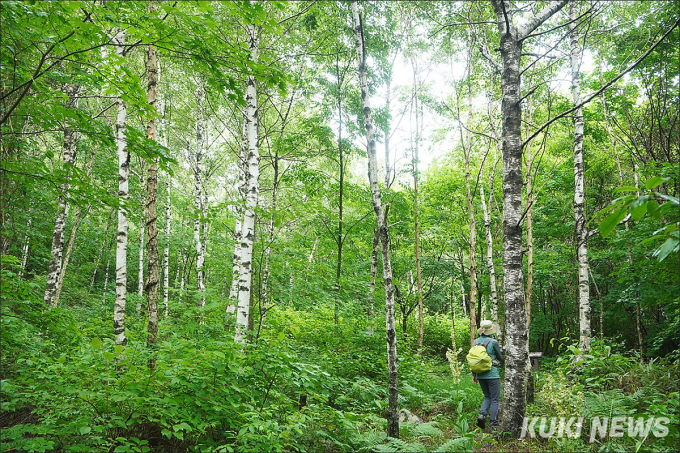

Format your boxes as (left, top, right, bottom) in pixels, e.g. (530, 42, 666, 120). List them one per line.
(413, 421, 443, 438)
(433, 437, 472, 452)
(351, 431, 387, 452)
(374, 438, 427, 452)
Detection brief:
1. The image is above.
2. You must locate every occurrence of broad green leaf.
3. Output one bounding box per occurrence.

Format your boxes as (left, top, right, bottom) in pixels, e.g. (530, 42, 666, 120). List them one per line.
(653, 237, 679, 262)
(90, 337, 102, 349)
(645, 176, 668, 190)
(598, 209, 627, 236)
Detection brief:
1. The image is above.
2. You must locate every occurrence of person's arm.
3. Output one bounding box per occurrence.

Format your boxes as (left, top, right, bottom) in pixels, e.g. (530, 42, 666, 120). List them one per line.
(493, 340, 504, 365)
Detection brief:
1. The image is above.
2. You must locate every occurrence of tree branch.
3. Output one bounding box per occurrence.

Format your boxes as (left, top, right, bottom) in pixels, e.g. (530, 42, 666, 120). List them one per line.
(523, 17, 679, 150)
(518, 0, 569, 40)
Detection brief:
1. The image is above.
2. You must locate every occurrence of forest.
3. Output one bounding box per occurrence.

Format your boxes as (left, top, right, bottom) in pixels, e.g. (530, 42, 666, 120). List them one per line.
(1, 1, 678, 452)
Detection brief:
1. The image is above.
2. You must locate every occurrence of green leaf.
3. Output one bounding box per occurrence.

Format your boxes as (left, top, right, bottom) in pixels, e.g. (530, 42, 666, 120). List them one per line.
(613, 185, 640, 194)
(161, 429, 171, 439)
(598, 209, 627, 236)
(646, 200, 660, 218)
(630, 195, 650, 220)
(90, 337, 102, 349)
(653, 237, 679, 262)
(78, 426, 91, 435)
(645, 176, 667, 190)
(114, 345, 124, 355)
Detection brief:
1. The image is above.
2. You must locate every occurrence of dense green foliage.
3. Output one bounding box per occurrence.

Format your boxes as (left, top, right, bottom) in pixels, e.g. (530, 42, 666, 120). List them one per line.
(1, 0, 678, 451)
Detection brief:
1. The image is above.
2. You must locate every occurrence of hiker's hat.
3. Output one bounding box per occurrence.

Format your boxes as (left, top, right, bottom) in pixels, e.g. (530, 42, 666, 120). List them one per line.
(477, 319, 496, 336)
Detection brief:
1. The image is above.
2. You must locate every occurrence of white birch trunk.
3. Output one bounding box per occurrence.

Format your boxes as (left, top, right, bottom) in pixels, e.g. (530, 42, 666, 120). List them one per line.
(234, 12, 260, 343)
(351, 0, 399, 438)
(227, 123, 248, 314)
(524, 98, 535, 333)
(489, 0, 568, 435)
(19, 215, 31, 278)
(44, 83, 79, 307)
(54, 204, 90, 306)
(490, 1, 528, 436)
(411, 57, 424, 351)
(261, 158, 278, 326)
(569, 4, 591, 356)
(102, 242, 111, 303)
(144, 23, 160, 369)
(163, 175, 170, 318)
(113, 29, 129, 347)
(369, 228, 379, 335)
(194, 86, 206, 313)
(462, 48, 477, 347)
(137, 183, 145, 301)
(480, 186, 500, 337)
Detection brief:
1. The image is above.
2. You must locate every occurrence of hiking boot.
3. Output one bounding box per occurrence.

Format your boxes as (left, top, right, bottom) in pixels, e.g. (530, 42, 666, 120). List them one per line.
(476, 414, 486, 430)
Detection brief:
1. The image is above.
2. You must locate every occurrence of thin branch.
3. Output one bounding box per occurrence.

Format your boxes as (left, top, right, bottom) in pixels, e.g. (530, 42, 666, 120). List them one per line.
(518, 0, 569, 40)
(522, 17, 680, 150)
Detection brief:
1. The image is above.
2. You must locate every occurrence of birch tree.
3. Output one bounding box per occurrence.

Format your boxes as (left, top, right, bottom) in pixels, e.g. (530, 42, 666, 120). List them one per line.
(410, 56, 424, 351)
(351, 0, 399, 438)
(43, 83, 79, 308)
(193, 85, 207, 315)
(234, 6, 260, 343)
(487, 0, 568, 435)
(113, 28, 130, 348)
(53, 148, 96, 307)
(461, 31, 478, 346)
(144, 11, 160, 368)
(569, 3, 592, 356)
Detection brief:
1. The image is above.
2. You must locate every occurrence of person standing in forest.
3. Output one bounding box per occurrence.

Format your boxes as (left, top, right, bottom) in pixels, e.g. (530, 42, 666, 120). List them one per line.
(471, 320, 504, 431)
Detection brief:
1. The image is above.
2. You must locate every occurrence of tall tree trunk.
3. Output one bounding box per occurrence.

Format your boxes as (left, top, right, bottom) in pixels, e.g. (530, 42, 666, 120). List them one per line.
(227, 124, 247, 314)
(461, 34, 478, 347)
(351, 0, 399, 439)
(235, 12, 260, 344)
(102, 236, 113, 303)
(194, 85, 206, 315)
(91, 209, 115, 291)
(569, 3, 591, 357)
(44, 83, 79, 307)
(489, 0, 568, 435)
(524, 98, 535, 333)
(335, 55, 344, 326)
(113, 28, 130, 348)
(19, 211, 32, 278)
(261, 153, 278, 326)
(137, 182, 145, 301)
(480, 186, 500, 338)
(54, 149, 97, 306)
(369, 228, 379, 335)
(144, 22, 160, 370)
(411, 56, 424, 351)
(163, 174, 170, 318)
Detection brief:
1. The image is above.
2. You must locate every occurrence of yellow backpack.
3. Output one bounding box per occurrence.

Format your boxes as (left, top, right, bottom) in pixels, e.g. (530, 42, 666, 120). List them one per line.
(466, 338, 493, 374)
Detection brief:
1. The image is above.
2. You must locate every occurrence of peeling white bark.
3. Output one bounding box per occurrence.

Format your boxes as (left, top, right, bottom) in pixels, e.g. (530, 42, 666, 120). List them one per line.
(113, 28, 129, 348)
(44, 83, 79, 307)
(569, 4, 591, 356)
(480, 186, 500, 336)
(235, 12, 260, 343)
(227, 123, 247, 315)
(194, 85, 206, 314)
(351, 0, 399, 438)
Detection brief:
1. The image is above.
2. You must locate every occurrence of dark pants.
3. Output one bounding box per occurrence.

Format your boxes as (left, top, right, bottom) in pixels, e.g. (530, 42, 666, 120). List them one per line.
(479, 378, 500, 426)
